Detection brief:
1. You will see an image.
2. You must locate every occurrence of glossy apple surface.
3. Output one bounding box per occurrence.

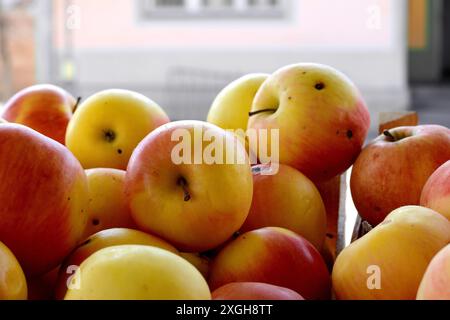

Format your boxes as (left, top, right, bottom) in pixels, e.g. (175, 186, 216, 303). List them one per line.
(209, 227, 331, 300)
(1, 84, 77, 144)
(0, 124, 88, 275)
(212, 282, 304, 300)
(332, 206, 450, 300)
(420, 160, 450, 220)
(125, 121, 253, 252)
(351, 125, 450, 226)
(241, 164, 326, 249)
(248, 63, 370, 182)
(64, 245, 211, 300)
(66, 89, 170, 169)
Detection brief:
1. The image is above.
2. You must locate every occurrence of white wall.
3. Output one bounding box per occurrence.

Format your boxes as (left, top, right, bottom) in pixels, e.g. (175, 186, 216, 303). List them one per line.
(37, 0, 410, 125)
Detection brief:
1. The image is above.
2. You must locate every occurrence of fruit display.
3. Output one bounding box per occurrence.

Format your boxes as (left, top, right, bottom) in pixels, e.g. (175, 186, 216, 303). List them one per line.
(0, 62, 450, 301)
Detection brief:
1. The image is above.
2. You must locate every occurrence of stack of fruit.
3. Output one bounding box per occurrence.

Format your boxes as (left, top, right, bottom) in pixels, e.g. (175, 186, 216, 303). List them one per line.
(0, 63, 449, 301)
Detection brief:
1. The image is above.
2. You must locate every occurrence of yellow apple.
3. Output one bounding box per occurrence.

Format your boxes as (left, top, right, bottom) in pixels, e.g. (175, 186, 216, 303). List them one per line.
(125, 121, 253, 252)
(0, 241, 27, 300)
(66, 89, 170, 170)
(332, 206, 450, 300)
(82, 168, 136, 238)
(64, 245, 211, 300)
(56, 228, 178, 299)
(207, 73, 268, 131)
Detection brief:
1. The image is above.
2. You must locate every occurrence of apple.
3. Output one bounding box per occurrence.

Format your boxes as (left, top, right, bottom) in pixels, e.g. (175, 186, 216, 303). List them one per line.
(207, 73, 268, 131)
(125, 120, 253, 252)
(332, 206, 450, 300)
(417, 244, 450, 300)
(55, 228, 178, 299)
(247, 63, 370, 182)
(64, 245, 211, 300)
(351, 125, 450, 226)
(82, 168, 136, 239)
(208, 227, 331, 300)
(240, 164, 326, 250)
(0, 241, 27, 300)
(65, 89, 170, 170)
(179, 252, 210, 280)
(0, 84, 77, 144)
(420, 160, 450, 220)
(0, 123, 88, 276)
(212, 282, 304, 300)
(27, 267, 59, 300)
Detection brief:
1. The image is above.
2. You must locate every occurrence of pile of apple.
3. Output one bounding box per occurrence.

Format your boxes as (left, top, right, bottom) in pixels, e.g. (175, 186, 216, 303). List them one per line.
(1, 63, 450, 300)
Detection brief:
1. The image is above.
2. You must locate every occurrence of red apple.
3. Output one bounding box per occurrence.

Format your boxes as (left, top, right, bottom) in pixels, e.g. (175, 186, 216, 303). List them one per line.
(351, 125, 450, 226)
(212, 282, 304, 300)
(247, 63, 370, 182)
(417, 244, 450, 300)
(240, 164, 327, 250)
(208, 227, 331, 300)
(0, 124, 88, 275)
(0, 84, 77, 144)
(420, 160, 450, 220)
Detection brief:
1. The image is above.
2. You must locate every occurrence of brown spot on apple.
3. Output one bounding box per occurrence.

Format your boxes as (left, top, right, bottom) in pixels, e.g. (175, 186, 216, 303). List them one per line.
(315, 82, 325, 90)
(346, 130, 353, 139)
(92, 218, 100, 226)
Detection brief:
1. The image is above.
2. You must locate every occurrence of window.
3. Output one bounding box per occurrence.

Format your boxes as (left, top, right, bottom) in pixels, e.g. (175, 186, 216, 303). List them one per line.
(138, 0, 289, 20)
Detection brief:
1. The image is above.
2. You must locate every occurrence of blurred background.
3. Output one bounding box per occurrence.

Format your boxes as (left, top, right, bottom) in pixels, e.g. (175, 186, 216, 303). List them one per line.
(0, 0, 448, 127)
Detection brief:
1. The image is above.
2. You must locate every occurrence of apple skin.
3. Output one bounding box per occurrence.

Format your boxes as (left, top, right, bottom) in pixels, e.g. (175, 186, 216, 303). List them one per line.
(208, 227, 331, 300)
(207, 73, 269, 131)
(82, 168, 136, 239)
(66, 89, 170, 170)
(351, 125, 450, 226)
(125, 120, 253, 252)
(26, 267, 59, 300)
(0, 84, 77, 144)
(248, 63, 370, 183)
(179, 252, 210, 280)
(332, 206, 450, 300)
(417, 244, 450, 300)
(0, 241, 27, 300)
(0, 124, 89, 276)
(241, 164, 326, 250)
(55, 228, 178, 299)
(420, 160, 450, 220)
(212, 282, 304, 300)
(64, 245, 211, 300)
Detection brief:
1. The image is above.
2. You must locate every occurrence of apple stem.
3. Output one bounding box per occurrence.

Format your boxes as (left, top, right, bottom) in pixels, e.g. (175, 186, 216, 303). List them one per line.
(383, 130, 396, 141)
(248, 108, 277, 117)
(73, 97, 82, 113)
(177, 177, 191, 202)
